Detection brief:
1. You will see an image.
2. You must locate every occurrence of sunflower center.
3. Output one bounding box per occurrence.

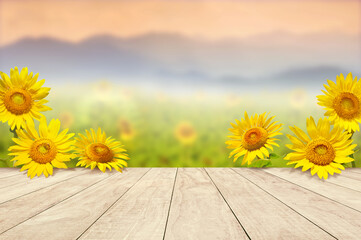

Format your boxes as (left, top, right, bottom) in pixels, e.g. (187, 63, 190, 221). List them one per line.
(12, 93, 25, 104)
(333, 92, 360, 119)
(86, 143, 114, 163)
(242, 127, 268, 151)
(29, 139, 57, 164)
(306, 139, 335, 166)
(3, 88, 32, 115)
(180, 126, 195, 138)
(119, 120, 132, 135)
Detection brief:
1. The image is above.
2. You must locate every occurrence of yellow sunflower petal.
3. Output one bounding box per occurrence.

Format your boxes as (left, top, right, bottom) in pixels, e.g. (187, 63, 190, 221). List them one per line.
(318, 73, 361, 132)
(285, 116, 355, 179)
(8, 115, 74, 179)
(0, 67, 51, 130)
(74, 128, 129, 173)
(226, 112, 282, 165)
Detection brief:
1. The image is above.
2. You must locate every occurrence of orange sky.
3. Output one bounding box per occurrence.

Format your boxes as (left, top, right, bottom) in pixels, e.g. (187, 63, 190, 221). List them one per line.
(0, 0, 359, 46)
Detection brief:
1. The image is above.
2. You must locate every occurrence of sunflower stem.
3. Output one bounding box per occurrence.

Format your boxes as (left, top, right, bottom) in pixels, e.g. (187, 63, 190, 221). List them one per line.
(349, 131, 356, 168)
(10, 127, 18, 138)
(351, 157, 356, 168)
(7, 127, 18, 167)
(182, 145, 191, 167)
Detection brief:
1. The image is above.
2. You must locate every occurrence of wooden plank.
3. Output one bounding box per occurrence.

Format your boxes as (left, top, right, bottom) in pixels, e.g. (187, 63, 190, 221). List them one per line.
(340, 171, 361, 184)
(0, 168, 24, 179)
(318, 170, 361, 192)
(341, 170, 361, 180)
(0, 170, 114, 233)
(264, 168, 361, 211)
(164, 168, 249, 240)
(78, 168, 177, 240)
(0, 168, 86, 204)
(347, 168, 361, 174)
(205, 168, 334, 240)
(0, 168, 149, 240)
(234, 168, 361, 239)
(0, 171, 33, 189)
(265, 168, 361, 192)
(0, 168, 86, 189)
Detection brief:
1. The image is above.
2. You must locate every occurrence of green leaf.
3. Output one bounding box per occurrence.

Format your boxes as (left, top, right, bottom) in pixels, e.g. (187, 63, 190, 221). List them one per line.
(6, 158, 14, 167)
(0, 158, 13, 168)
(267, 153, 289, 167)
(249, 159, 272, 168)
(269, 153, 280, 159)
(0, 159, 8, 168)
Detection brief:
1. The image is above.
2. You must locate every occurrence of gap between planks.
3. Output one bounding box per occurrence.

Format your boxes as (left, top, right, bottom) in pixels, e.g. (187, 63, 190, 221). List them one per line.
(0, 168, 149, 240)
(233, 168, 361, 239)
(1, 168, 361, 240)
(0, 170, 116, 234)
(205, 168, 334, 239)
(264, 168, 361, 212)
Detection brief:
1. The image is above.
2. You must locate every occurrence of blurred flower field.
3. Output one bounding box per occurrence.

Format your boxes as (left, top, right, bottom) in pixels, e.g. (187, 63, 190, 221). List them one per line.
(1, 80, 361, 168)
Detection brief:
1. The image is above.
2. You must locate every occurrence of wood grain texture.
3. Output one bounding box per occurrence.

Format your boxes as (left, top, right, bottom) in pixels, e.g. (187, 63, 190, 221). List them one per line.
(264, 168, 361, 211)
(0, 168, 86, 204)
(0, 168, 149, 240)
(164, 168, 249, 240)
(314, 170, 361, 192)
(0, 168, 361, 240)
(347, 168, 361, 174)
(0, 170, 113, 233)
(205, 168, 333, 240)
(0, 168, 86, 189)
(79, 168, 177, 240)
(0, 168, 24, 179)
(341, 170, 361, 181)
(234, 168, 361, 239)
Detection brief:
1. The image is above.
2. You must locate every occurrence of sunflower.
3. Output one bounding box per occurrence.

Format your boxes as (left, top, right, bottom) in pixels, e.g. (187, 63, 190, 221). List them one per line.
(93, 79, 113, 102)
(59, 111, 74, 129)
(285, 117, 356, 179)
(225, 94, 242, 107)
(226, 112, 282, 165)
(75, 128, 129, 172)
(317, 73, 361, 132)
(8, 117, 75, 178)
(118, 118, 136, 141)
(290, 88, 307, 109)
(175, 122, 197, 145)
(0, 67, 51, 130)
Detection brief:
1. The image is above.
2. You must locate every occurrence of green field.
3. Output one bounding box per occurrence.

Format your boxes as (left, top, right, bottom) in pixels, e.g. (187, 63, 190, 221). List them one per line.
(1, 82, 360, 168)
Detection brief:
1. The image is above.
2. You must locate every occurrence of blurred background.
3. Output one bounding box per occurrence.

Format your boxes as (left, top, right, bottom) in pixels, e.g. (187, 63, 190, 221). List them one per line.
(0, 0, 360, 167)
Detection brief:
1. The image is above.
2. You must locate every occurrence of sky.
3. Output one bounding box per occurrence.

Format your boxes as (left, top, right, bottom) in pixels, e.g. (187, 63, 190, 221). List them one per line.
(0, 0, 360, 46)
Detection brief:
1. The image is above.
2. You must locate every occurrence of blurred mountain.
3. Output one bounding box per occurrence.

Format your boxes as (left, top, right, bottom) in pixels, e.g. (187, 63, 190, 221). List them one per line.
(274, 66, 348, 83)
(0, 32, 359, 90)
